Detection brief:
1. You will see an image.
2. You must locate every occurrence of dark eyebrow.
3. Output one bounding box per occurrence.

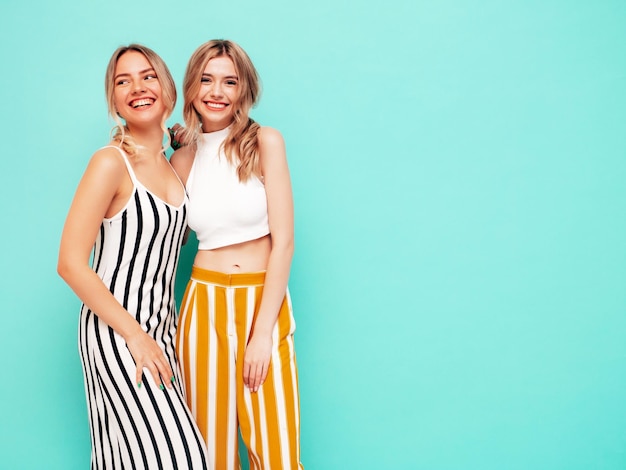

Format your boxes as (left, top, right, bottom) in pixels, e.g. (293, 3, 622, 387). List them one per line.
(201, 73, 239, 80)
(114, 68, 156, 81)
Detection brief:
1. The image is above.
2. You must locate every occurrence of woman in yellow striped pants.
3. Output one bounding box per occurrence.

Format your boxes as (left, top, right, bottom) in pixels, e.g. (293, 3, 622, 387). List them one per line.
(171, 39, 304, 469)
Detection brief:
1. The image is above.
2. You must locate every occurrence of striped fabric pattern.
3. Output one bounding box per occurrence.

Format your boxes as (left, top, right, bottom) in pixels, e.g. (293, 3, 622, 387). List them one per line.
(176, 267, 303, 470)
(78, 147, 208, 470)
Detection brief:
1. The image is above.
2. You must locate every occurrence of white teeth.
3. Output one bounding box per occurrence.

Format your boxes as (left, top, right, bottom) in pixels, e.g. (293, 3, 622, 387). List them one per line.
(131, 99, 154, 108)
(207, 102, 226, 109)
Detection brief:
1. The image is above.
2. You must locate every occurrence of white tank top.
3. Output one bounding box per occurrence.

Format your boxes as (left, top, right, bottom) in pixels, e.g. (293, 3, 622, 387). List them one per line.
(186, 127, 270, 250)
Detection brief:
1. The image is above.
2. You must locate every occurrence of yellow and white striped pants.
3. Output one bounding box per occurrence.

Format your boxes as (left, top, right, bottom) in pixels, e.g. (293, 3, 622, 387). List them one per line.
(176, 267, 303, 470)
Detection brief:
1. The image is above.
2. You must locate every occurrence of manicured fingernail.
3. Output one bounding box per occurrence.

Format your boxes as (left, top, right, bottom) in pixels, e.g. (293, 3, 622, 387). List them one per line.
(160, 384, 165, 391)
(171, 376, 176, 383)
(137, 382, 142, 389)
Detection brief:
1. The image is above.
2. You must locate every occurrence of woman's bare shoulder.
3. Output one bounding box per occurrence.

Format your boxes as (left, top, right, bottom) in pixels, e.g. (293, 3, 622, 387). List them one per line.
(169, 145, 196, 185)
(170, 145, 195, 167)
(257, 126, 284, 145)
(87, 146, 127, 175)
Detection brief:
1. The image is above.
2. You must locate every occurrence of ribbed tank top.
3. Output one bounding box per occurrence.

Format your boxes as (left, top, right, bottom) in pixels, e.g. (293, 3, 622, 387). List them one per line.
(187, 127, 269, 250)
(89, 146, 188, 330)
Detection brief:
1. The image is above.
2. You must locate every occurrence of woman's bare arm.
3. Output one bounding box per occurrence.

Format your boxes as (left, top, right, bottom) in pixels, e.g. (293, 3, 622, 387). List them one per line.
(243, 127, 295, 392)
(58, 148, 174, 388)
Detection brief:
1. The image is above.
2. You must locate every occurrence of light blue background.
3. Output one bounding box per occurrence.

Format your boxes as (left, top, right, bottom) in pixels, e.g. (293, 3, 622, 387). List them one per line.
(1, 0, 625, 468)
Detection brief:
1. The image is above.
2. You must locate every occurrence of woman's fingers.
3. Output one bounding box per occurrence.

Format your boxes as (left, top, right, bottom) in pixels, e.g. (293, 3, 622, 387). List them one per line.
(136, 358, 172, 390)
(243, 335, 273, 392)
(147, 354, 174, 390)
(127, 330, 173, 390)
(168, 123, 185, 150)
(136, 364, 143, 388)
(244, 359, 269, 393)
(252, 364, 267, 392)
(156, 355, 174, 389)
(148, 362, 165, 390)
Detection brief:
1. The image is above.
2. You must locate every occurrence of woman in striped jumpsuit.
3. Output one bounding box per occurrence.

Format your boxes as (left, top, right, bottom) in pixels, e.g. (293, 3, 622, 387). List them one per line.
(170, 40, 304, 469)
(58, 44, 208, 469)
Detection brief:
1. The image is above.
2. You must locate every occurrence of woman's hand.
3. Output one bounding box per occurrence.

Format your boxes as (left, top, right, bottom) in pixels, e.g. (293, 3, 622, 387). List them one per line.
(243, 333, 273, 392)
(168, 124, 185, 150)
(125, 328, 174, 390)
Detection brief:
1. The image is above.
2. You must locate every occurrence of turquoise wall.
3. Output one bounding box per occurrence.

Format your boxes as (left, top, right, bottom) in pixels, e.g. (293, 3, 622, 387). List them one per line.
(1, 0, 625, 468)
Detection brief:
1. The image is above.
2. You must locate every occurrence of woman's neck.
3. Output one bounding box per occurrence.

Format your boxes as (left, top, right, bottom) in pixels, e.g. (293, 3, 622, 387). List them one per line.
(126, 124, 164, 159)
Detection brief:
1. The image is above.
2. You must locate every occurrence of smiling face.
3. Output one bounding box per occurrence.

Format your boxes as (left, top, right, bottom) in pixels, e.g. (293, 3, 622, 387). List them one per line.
(193, 56, 240, 133)
(112, 50, 165, 127)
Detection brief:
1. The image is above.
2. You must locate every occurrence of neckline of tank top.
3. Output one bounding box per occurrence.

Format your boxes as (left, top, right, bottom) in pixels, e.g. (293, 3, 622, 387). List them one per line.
(108, 145, 187, 210)
(200, 126, 231, 144)
(132, 176, 187, 210)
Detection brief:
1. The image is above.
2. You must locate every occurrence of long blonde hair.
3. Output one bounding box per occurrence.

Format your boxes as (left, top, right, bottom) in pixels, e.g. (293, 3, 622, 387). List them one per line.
(104, 44, 177, 157)
(181, 39, 261, 181)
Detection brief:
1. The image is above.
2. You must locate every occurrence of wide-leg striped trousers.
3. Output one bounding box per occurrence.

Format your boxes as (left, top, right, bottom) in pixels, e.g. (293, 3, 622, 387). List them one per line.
(176, 267, 304, 470)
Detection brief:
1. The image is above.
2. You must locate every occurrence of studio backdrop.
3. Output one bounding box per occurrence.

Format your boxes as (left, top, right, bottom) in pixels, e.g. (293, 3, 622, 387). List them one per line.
(1, 0, 625, 468)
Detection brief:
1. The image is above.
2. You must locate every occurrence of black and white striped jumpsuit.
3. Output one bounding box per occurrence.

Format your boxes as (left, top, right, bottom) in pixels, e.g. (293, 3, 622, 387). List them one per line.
(78, 146, 208, 469)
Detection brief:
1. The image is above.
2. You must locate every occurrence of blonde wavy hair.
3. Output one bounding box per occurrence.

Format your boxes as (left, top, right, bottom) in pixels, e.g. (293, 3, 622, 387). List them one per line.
(180, 39, 261, 181)
(104, 44, 177, 157)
